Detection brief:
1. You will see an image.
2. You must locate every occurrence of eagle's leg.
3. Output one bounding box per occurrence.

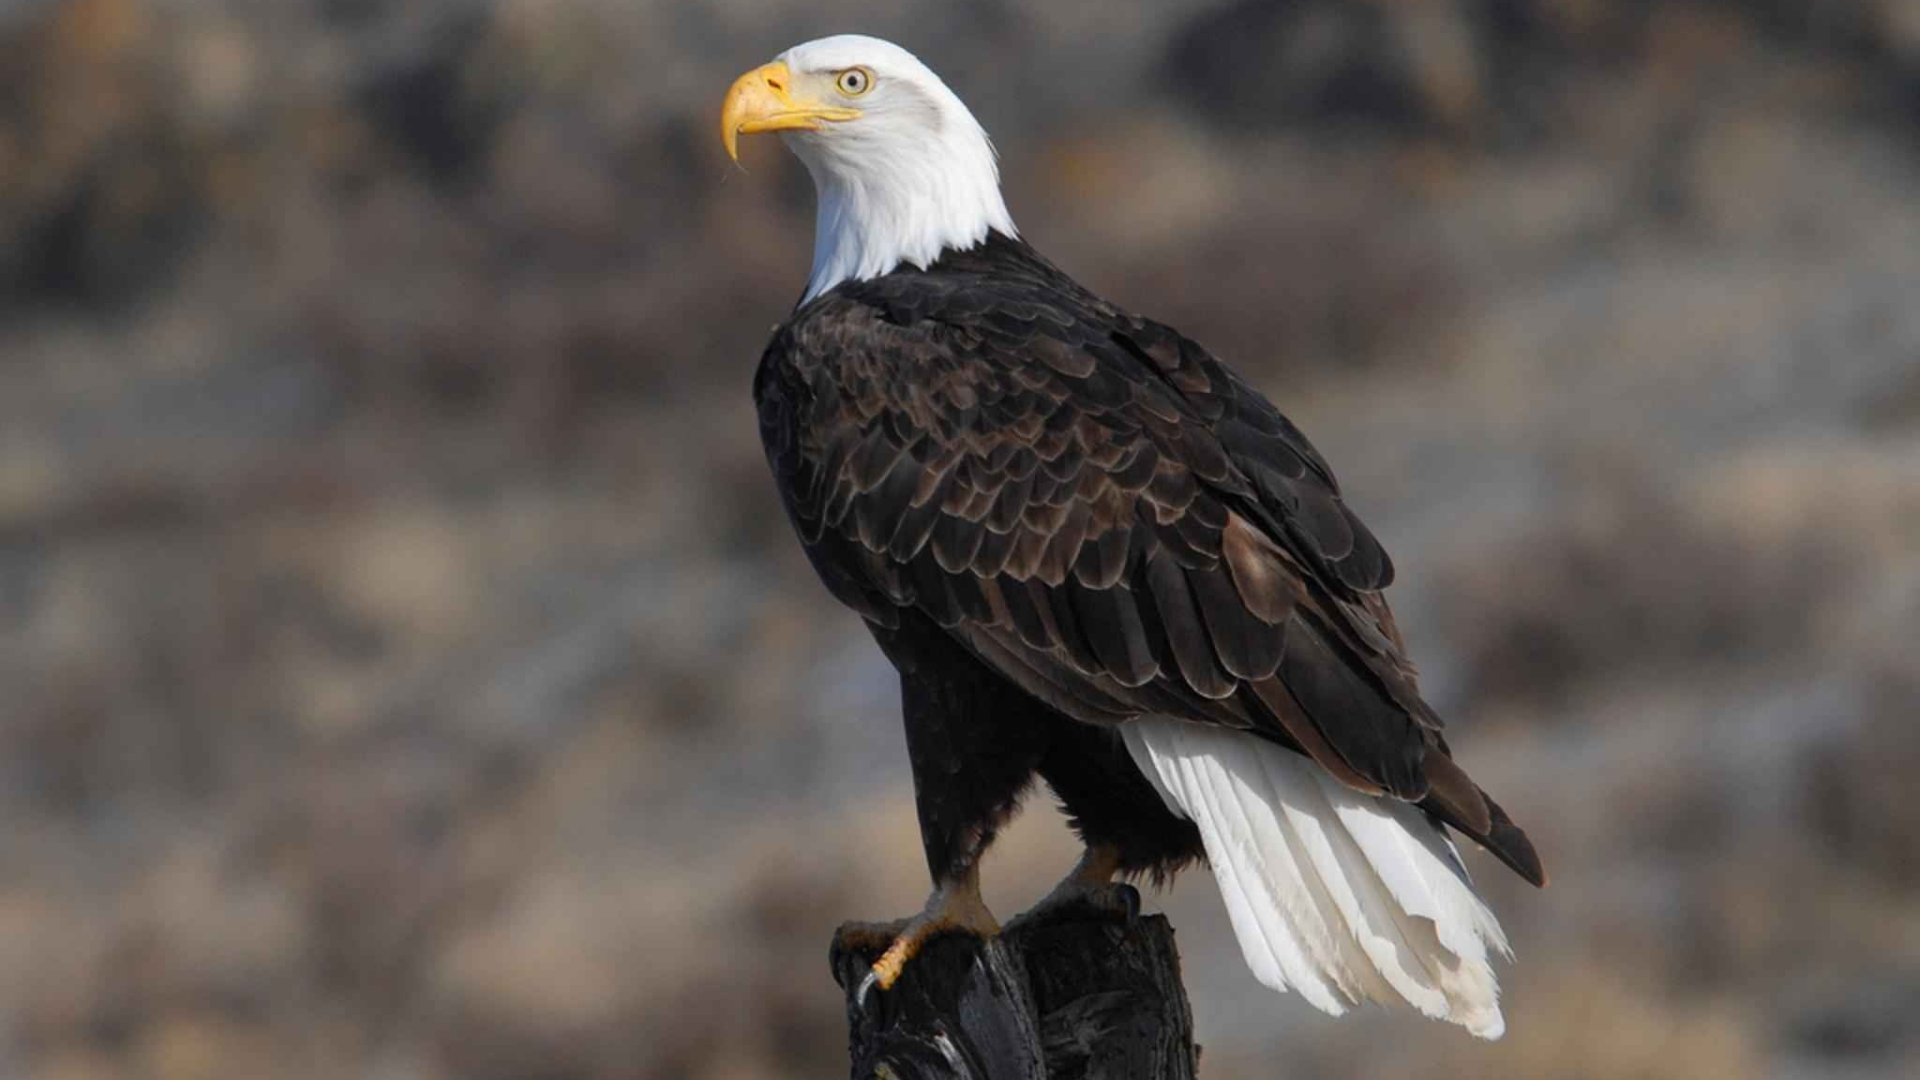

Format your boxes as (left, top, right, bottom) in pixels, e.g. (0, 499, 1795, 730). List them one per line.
(843, 864, 999, 1005)
(841, 621, 1053, 1006)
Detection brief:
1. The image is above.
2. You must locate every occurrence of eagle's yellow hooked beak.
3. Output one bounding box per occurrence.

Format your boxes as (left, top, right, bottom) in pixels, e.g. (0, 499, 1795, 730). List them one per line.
(721, 61, 862, 162)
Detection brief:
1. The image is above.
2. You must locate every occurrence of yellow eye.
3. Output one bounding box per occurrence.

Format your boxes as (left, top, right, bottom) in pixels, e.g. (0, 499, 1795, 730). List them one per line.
(836, 68, 873, 96)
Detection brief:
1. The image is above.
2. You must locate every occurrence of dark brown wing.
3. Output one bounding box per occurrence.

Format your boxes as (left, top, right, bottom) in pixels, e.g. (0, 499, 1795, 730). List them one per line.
(754, 236, 1543, 886)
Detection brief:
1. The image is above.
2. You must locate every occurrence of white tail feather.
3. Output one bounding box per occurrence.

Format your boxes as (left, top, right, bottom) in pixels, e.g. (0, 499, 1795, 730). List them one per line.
(1122, 718, 1512, 1039)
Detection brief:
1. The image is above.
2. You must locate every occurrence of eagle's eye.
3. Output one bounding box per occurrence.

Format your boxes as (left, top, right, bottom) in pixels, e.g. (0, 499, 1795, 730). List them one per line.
(835, 68, 873, 97)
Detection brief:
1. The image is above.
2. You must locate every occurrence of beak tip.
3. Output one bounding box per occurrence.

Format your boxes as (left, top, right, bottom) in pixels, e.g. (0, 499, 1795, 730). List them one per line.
(721, 82, 743, 163)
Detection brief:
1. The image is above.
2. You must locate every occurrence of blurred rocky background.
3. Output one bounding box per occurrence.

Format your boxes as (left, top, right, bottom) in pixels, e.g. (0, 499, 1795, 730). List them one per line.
(2, 0, 1917, 1077)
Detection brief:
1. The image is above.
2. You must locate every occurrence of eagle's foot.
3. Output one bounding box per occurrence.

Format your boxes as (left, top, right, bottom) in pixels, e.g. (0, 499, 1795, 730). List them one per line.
(844, 873, 998, 1009)
(1012, 843, 1140, 926)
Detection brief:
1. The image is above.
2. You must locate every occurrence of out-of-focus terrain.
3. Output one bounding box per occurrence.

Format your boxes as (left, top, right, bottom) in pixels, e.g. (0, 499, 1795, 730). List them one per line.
(2, 0, 1917, 1077)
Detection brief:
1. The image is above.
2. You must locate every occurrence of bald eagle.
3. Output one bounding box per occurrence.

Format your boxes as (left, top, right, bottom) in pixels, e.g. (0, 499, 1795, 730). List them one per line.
(724, 35, 1544, 1038)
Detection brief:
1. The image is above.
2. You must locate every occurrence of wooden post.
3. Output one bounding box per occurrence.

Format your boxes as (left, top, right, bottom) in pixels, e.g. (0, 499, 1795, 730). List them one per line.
(830, 906, 1198, 1079)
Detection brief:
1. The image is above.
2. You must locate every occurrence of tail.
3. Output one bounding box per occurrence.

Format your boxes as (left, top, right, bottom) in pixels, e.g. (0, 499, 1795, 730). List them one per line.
(1122, 718, 1513, 1039)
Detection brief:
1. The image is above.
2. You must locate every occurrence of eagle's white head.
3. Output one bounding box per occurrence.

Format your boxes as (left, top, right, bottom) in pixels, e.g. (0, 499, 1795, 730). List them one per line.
(722, 35, 1017, 303)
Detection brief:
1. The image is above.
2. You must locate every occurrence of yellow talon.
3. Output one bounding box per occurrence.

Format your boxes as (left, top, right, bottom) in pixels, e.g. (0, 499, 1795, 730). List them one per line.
(845, 870, 998, 1006)
(867, 918, 948, 992)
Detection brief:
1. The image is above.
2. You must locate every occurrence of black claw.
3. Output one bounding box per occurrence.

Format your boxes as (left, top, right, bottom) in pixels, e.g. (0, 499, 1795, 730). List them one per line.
(1115, 883, 1141, 924)
(855, 968, 881, 1011)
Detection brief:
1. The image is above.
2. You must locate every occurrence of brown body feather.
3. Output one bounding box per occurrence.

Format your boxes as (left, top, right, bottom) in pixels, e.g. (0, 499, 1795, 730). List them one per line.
(756, 231, 1545, 888)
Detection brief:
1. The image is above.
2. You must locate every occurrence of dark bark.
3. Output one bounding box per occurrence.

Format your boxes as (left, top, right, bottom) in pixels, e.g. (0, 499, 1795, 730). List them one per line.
(830, 908, 1198, 1080)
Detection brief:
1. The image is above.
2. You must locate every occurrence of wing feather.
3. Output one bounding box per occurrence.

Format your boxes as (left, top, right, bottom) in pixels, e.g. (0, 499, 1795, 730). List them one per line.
(754, 243, 1540, 888)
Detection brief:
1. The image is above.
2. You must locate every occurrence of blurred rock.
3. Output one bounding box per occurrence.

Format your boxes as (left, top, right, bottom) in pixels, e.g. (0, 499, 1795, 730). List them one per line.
(1430, 471, 1862, 710)
(1163, 0, 1473, 138)
(355, 10, 503, 188)
(1800, 667, 1920, 888)
(0, 0, 212, 308)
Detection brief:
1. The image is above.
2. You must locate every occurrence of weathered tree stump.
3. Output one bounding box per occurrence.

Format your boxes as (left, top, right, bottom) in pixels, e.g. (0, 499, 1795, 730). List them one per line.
(829, 906, 1198, 1080)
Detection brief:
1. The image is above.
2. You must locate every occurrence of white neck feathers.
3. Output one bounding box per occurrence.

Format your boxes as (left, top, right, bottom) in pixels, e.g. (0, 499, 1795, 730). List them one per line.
(775, 38, 1017, 304)
(801, 142, 1016, 302)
